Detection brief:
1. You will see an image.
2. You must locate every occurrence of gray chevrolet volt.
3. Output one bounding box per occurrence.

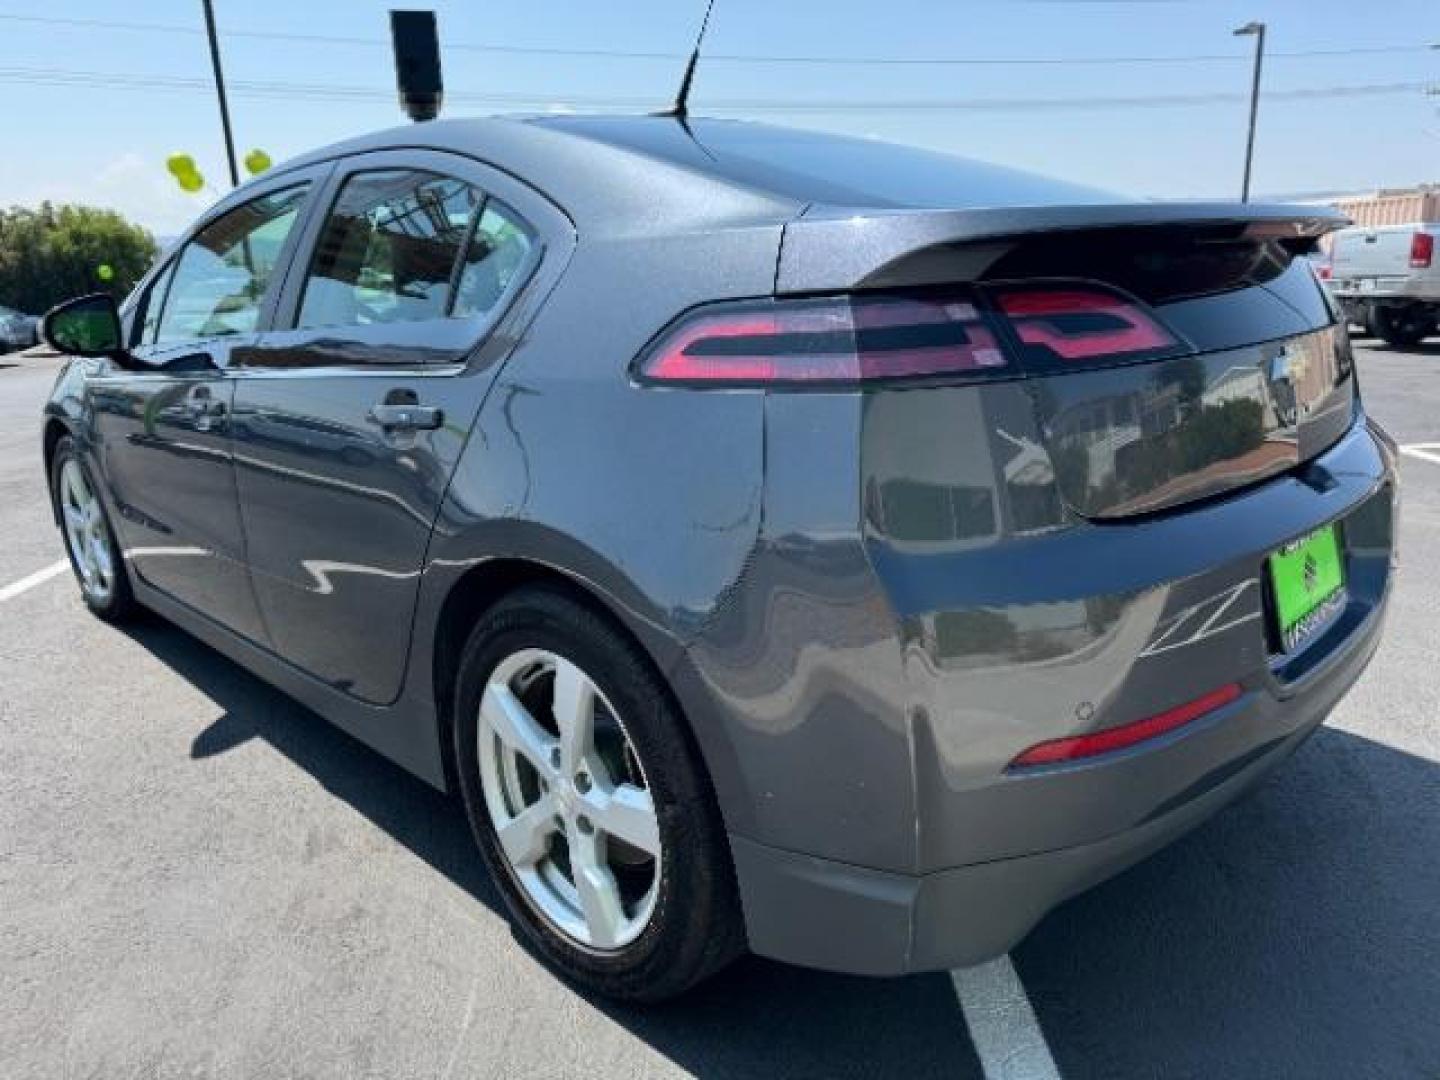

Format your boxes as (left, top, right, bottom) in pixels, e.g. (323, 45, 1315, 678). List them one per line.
(39, 116, 1395, 1001)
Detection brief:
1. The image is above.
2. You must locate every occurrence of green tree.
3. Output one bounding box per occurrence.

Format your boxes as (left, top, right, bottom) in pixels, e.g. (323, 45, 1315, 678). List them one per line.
(0, 203, 156, 315)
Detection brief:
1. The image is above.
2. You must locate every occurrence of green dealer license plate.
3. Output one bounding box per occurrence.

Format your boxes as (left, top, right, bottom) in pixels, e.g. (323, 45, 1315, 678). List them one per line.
(1268, 523, 1346, 652)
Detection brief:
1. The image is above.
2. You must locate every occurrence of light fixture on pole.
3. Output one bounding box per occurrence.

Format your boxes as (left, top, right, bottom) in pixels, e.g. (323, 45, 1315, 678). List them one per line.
(391, 10, 443, 122)
(1233, 21, 1266, 203)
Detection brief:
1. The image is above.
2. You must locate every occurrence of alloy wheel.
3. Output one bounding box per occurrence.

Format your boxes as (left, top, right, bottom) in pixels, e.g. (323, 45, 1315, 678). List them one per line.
(477, 648, 661, 951)
(58, 459, 114, 604)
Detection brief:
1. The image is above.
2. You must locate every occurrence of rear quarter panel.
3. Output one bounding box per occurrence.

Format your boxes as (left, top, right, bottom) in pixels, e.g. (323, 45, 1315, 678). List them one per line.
(413, 220, 787, 827)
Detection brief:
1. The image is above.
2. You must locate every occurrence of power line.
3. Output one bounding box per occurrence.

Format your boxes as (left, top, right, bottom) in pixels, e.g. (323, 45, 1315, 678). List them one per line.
(0, 65, 1429, 113)
(709, 45, 1434, 66)
(0, 11, 1431, 67)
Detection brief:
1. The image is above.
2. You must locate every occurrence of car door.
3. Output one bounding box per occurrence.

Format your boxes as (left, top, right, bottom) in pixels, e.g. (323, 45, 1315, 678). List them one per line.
(232, 149, 565, 704)
(89, 175, 320, 643)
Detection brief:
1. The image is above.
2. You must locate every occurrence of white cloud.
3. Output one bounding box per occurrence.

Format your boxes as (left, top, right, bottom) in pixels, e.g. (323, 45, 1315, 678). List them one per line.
(4, 153, 218, 239)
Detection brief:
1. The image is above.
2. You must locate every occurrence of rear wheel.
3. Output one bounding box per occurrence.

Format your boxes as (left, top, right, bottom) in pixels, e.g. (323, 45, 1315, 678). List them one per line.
(1341, 300, 1371, 336)
(50, 436, 136, 622)
(1371, 304, 1435, 348)
(453, 586, 743, 1001)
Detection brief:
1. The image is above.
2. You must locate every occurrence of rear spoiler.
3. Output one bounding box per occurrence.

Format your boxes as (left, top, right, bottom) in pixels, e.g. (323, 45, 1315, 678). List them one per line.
(776, 201, 1351, 294)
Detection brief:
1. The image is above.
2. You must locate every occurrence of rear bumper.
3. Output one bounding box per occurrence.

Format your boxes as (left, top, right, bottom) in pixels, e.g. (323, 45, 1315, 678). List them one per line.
(732, 583, 1385, 976)
(1332, 283, 1440, 304)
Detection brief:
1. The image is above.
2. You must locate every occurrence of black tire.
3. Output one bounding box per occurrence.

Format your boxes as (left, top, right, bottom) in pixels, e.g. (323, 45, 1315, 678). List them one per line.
(452, 585, 743, 1002)
(50, 435, 137, 623)
(1342, 301, 1372, 337)
(1371, 305, 1435, 349)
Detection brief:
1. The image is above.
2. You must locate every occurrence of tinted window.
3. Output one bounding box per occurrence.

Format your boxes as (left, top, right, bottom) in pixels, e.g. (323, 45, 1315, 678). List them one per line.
(453, 200, 535, 319)
(298, 170, 480, 329)
(156, 185, 308, 344)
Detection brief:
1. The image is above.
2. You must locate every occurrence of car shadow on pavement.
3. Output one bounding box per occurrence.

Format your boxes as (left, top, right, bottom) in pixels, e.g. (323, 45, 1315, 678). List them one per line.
(1014, 727, 1440, 1078)
(118, 616, 1440, 1078)
(120, 616, 988, 1080)
(120, 617, 506, 918)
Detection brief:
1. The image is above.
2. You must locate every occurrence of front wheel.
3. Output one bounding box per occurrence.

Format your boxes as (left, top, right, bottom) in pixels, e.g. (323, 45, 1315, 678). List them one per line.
(453, 586, 743, 1002)
(50, 435, 137, 622)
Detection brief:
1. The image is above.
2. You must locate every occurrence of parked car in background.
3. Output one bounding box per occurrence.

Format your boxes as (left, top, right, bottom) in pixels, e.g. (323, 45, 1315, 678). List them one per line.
(1327, 223, 1440, 346)
(0, 304, 39, 352)
(37, 116, 1395, 1001)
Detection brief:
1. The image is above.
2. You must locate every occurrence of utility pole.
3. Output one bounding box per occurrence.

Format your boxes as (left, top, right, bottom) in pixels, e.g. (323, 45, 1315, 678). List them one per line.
(201, 0, 240, 187)
(1233, 21, 1266, 203)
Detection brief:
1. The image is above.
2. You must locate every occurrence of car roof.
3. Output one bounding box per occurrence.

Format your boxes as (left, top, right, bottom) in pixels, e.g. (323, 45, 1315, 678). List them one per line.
(535, 115, 1120, 210)
(269, 114, 1120, 235)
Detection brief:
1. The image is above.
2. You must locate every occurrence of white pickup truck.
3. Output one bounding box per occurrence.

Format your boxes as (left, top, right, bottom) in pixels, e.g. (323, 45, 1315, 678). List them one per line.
(1325, 223, 1439, 347)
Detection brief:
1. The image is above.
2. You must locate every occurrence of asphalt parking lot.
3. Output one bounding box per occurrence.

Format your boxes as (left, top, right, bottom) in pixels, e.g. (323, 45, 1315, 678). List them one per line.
(2, 341, 1438, 1079)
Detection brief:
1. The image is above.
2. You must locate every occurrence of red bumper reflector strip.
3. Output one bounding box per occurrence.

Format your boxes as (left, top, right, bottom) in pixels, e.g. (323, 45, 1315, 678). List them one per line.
(1009, 682, 1243, 768)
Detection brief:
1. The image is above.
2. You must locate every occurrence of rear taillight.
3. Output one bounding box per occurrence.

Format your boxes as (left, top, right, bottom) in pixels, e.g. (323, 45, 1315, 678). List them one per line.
(637, 283, 1188, 387)
(1410, 231, 1434, 269)
(992, 286, 1182, 365)
(637, 294, 1007, 386)
(1009, 683, 1243, 769)
(1315, 262, 1332, 281)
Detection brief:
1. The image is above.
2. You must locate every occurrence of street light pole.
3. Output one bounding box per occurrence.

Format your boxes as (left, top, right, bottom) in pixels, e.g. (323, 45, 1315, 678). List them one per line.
(1234, 21, 1266, 203)
(201, 0, 240, 188)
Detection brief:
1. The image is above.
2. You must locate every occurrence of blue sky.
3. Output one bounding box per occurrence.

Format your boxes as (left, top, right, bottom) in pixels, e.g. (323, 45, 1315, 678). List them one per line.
(0, 0, 1435, 235)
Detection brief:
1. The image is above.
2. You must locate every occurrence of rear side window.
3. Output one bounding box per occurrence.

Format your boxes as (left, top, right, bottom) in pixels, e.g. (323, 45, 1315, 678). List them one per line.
(453, 201, 535, 319)
(297, 170, 480, 329)
(155, 184, 309, 344)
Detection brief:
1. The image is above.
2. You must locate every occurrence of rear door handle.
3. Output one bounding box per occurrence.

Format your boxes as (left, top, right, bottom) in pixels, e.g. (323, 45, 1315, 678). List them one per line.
(368, 401, 444, 432)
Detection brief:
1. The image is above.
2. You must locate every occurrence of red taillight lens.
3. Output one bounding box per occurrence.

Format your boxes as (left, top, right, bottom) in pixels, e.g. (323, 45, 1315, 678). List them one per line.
(992, 286, 1181, 364)
(1315, 262, 1332, 281)
(1410, 231, 1434, 269)
(1009, 683, 1243, 769)
(637, 294, 1007, 386)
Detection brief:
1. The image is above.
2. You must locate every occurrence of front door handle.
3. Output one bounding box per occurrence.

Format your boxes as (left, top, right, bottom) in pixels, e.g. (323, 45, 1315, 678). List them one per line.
(369, 390, 443, 433)
(184, 386, 227, 431)
(186, 396, 227, 418)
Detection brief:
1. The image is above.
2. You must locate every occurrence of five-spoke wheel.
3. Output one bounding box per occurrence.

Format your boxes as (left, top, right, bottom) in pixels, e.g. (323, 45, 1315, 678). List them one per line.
(454, 586, 743, 1001)
(50, 436, 134, 621)
(478, 648, 661, 950)
(58, 457, 115, 604)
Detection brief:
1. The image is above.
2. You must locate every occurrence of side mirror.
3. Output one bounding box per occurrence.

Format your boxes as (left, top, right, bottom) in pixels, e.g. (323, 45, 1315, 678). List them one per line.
(41, 293, 124, 358)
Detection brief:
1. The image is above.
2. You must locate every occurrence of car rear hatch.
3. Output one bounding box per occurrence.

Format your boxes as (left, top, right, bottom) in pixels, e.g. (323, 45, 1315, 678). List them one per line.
(777, 202, 1353, 519)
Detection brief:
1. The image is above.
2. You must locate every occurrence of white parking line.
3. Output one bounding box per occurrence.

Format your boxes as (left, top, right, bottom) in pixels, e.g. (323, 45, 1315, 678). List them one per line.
(0, 559, 69, 603)
(1399, 443, 1440, 466)
(952, 956, 1061, 1080)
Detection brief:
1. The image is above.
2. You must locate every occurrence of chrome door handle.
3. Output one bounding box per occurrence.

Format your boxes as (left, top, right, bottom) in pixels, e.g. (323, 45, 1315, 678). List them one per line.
(369, 402, 443, 432)
(185, 389, 227, 431)
(186, 397, 226, 418)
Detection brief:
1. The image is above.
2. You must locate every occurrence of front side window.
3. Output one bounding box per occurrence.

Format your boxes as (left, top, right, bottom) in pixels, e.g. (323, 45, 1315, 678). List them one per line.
(155, 185, 309, 344)
(297, 170, 482, 329)
(135, 259, 178, 346)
